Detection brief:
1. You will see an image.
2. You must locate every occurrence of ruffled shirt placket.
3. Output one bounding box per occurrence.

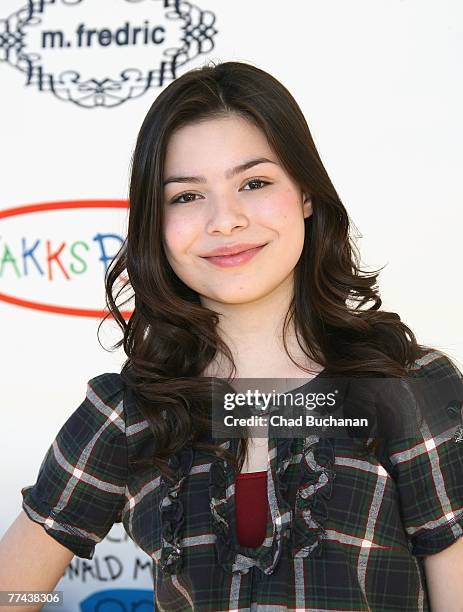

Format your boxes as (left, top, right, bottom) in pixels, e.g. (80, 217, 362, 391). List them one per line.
(158, 440, 195, 575)
(157, 433, 336, 578)
(208, 434, 336, 576)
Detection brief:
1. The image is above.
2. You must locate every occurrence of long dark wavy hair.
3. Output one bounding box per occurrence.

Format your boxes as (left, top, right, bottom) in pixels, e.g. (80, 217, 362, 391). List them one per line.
(101, 60, 433, 481)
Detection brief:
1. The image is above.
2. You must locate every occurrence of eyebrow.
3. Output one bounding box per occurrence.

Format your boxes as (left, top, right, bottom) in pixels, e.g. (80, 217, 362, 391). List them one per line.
(163, 157, 278, 187)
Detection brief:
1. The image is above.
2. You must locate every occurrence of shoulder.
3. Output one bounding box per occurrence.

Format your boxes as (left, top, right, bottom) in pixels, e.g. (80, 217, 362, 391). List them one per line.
(44, 373, 132, 452)
(383, 350, 463, 557)
(408, 348, 463, 381)
(403, 349, 463, 435)
(84, 372, 146, 425)
(86, 372, 125, 399)
(86, 372, 125, 409)
(21, 372, 132, 559)
(407, 349, 463, 417)
(84, 372, 160, 464)
(78, 372, 127, 432)
(86, 372, 153, 456)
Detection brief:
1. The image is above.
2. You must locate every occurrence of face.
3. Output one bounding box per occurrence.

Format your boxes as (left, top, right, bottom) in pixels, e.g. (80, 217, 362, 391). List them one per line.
(162, 114, 312, 307)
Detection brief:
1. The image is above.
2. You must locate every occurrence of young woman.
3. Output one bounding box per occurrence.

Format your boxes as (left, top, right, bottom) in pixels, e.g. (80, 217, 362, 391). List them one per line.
(1, 61, 462, 611)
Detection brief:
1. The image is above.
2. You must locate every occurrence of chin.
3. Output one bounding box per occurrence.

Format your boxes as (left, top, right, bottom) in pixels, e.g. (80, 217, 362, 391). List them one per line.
(206, 285, 278, 305)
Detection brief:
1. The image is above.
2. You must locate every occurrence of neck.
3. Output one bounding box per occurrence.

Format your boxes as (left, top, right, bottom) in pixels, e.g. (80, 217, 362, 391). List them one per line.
(200, 274, 321, 379)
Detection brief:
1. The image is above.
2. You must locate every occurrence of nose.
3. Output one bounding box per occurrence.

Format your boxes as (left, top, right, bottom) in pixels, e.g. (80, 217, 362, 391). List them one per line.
(205, 194, 250, 235)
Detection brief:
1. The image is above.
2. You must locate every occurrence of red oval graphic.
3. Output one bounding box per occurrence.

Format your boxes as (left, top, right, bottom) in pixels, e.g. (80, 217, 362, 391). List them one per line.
(0, 199, 133, 319)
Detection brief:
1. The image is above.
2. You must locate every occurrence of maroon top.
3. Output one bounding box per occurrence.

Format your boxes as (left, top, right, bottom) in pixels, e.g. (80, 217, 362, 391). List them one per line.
(234, 470, 268, 547)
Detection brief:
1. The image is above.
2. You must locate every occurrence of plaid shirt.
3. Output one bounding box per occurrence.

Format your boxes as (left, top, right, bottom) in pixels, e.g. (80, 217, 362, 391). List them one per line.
(22, 350, 463, 611)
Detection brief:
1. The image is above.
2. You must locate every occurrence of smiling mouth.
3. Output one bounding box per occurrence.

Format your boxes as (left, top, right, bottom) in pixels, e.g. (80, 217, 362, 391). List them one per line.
(202, 244, 268, 268)
(202, 242, 268, 258)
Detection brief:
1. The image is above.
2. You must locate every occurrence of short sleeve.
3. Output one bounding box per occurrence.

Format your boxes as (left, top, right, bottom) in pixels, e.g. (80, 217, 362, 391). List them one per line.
(21, 373, 128, 560)
(383, 350, 463, 557)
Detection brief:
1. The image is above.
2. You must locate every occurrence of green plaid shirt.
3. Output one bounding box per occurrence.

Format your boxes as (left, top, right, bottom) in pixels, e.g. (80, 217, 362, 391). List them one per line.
(22, 350, 463, 611)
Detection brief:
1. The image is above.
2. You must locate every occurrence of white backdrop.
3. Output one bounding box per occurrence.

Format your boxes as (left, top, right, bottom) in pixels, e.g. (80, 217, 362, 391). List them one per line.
(1, 1, 462, 610)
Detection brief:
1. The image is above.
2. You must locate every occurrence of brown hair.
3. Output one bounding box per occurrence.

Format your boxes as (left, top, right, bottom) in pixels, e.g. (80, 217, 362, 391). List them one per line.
(101, 60, 431, 480)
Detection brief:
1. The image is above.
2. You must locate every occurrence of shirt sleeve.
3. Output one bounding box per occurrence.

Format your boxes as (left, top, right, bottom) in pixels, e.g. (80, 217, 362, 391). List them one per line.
(21, 373, 128, 560)
(383, 351, 463, 557)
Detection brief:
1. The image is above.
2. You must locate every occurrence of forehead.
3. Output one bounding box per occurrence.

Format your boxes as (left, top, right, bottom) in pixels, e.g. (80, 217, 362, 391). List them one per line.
(163, 115, 275, 174)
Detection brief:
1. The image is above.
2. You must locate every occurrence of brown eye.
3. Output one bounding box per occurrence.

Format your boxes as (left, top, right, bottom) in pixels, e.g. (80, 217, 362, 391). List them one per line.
(242, 179, 269, 191)
(169, 178, 270, 205)
(170, 192, 201, 205)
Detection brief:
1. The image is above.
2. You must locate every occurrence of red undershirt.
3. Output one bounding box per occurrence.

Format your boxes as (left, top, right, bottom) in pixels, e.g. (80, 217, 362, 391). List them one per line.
(235, 470, 268, 548)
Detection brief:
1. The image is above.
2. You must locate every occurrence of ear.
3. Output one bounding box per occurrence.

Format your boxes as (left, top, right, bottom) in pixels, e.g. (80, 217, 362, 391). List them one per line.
(302, 193, 313, 219)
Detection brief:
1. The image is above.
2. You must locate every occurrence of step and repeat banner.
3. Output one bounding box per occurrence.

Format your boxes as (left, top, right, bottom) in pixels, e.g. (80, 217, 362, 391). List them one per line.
(1, 1, 461, 610)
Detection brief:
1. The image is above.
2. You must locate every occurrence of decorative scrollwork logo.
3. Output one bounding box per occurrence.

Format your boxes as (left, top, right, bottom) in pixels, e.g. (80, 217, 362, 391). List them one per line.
(0, 0, 218, 107)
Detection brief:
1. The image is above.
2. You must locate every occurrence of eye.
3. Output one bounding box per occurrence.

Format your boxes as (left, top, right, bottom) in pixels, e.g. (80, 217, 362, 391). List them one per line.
(170, 192, 200, 205)
(168, 178, 270, 205)
(242, 178, 270, 191)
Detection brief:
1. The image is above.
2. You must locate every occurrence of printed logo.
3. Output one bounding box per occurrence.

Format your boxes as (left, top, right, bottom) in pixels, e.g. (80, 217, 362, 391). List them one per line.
(0, 0, 218, 107)
(0, 199, 133, 318)
(80, 589, 154, 611)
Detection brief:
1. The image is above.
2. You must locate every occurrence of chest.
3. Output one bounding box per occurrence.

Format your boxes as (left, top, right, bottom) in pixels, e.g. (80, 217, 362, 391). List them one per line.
(239, 437, 268, 473)
(124, 438, 405, 560)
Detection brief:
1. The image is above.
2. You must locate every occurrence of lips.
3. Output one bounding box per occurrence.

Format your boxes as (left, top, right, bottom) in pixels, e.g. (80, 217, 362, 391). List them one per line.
(201, 242, 268, 257)
(202, 244, 267, 268)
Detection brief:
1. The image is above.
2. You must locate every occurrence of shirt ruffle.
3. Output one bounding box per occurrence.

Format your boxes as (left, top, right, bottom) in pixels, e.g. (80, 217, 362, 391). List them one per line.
(157, 433, 336, 577)
(209, 435, 336, 576)
(290, 436, 336, 558)
(158, 441, 195, 575)
(208, 436, 292, 576)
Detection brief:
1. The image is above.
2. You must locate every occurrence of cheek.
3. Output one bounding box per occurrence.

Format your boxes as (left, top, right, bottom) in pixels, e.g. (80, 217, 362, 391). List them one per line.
(256, 189, 302, 226)
(162, 212, 194, 258)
